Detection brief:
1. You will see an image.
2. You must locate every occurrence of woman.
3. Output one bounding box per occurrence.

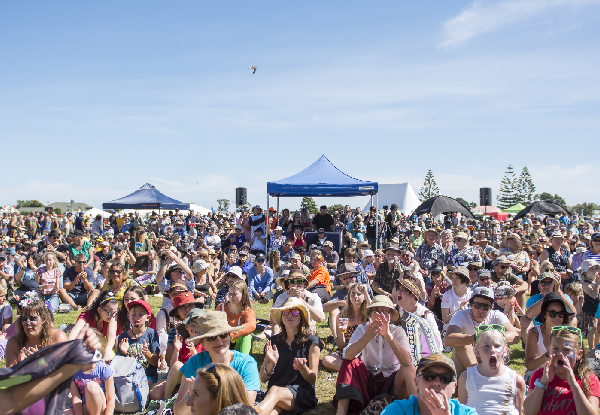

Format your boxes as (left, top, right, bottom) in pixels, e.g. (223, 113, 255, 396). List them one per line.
(185, 363, 252, 415)
(5, 296, 67, 367)
(257, 297, 320, 415)
(35, 252, 61, 311)
(278, 209, 292, 234)
(134, 249, 160, 285)
(291, 228, 306, 249)
(73, 290, 121, 362)
(287, 212, 304, 235)
(102, 261, 139, 302)
(193, 259, 216, 308)
(322, 284, 370, 372)
(347, 215, 366, 243)
(300, 208, 311, 231)
(130, 227, 152, 277)
(524, 326, 600, 415)
(333, 211, 344, 233)
(503, 233, 530, 280)
(524, 293, 575, 386)
(269, 249, 284, 280)
(441, 268, 472, 332)
(425, 266, 452, 327)
(15, 252, 40, 284)
(216, 280, 257, 354)
(269, 227, 287, 252)
(540, 231, 573, 288)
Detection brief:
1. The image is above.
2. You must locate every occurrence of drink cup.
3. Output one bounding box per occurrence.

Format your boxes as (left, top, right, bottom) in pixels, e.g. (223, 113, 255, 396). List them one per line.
(339, 318, 349, 333)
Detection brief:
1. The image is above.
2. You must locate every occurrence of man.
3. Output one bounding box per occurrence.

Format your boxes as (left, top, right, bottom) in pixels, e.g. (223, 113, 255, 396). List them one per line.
(385, 203, 401, 242)
(312, 205, 334, 231)
(283, 253, 310, 277)
(365, 206, 382, 250)
(229, 225, 246, 250)
(415, 229, 444, 279)
(322, 240, 339, 276)
(446, 232, 482, 271)
(247, 253, 274, 303)
(394, 278, 443, 364)
(520, 271, 576, 341)
(323, 264, 360, 344)
(74, 211, 85, 231)
(380, 354, 477, 415)
(236, 250, 253, 275)
(307, 251, 332, 303)
(308, 228, 330, 248)
(474, 268, 494, 289)
(272, 271, 325, 334)
(278, 238, 295, 263)
(491, 255, 528, 310)
(24, 213, 38, 240)
(372, 243, 403, 299)
(443, 286, 518, 377)
(59, 253, 100, 310)
(334, 296, 416, 415)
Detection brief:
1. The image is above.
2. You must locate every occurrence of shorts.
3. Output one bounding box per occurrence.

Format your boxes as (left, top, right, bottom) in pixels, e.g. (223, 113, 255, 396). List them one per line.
(147, 375, 158, 384)
(582, 313, 597, 337)
(68, 291, 90, 306)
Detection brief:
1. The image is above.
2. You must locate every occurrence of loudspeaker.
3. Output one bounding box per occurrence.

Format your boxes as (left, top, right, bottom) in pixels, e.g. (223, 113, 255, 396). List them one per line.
(44, 207, 53, 213)
(480, 188, 492, 206)
(236, 187, 247, 205)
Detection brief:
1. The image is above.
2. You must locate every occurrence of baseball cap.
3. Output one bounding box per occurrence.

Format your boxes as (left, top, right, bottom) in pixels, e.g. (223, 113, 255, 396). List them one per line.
(226, 266, 243, 279)
(471, 286, 495, 302)
(127, 300, 151, 316)
(582, 259, 600, 274)
(477, 269, 491, 278)
(416, 353, 456, 378)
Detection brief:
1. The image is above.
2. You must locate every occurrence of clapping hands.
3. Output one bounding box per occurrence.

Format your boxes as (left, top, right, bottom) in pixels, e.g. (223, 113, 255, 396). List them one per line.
(265, 340, 279, 365)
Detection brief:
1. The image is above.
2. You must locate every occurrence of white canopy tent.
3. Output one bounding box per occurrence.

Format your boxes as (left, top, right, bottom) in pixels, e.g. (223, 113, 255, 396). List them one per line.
(362, 183, 420, 215)
(83, 208, 112, 219)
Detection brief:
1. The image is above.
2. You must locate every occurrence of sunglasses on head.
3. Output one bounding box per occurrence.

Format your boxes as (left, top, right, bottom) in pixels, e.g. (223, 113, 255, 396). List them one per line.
(420, 371, 455, 384)
(551, 325, 582, 345)
(547, 310, 567, 319)
(282, 309, 301, 317)
(204, 363, 221, 382)
(476, 324, 505, 339)
(472, 302, 492, 311)
(206, 333, 229, 342)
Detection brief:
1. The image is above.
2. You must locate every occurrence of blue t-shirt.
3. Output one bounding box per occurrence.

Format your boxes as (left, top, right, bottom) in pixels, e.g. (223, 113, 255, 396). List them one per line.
(526, 293, 573, 326)
(63, 266, 95, 295)
(72, 361, 113, 404)
(116, 328, 160, 379)
(180, 350, 260, 392)
(381, 395, 476, 415)
(247, 266, 274, 296)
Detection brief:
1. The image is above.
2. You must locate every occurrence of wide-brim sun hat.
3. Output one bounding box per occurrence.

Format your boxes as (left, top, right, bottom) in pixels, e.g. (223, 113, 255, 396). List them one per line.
(187, 311, 245, 342)
(169, 292, 204, 317)
(424, 228, 439, 238)
(503, 233, 523, 251)
(275, 270, 307, 288)
(534, 292, 575, 324)
(271, 297, 310, 326)
(366, 295, 399, 322)
(337, 263, 360, 279)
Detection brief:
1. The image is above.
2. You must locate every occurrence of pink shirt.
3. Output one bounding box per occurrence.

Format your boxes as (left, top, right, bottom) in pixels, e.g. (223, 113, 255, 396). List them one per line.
(36, 266, 61, 295)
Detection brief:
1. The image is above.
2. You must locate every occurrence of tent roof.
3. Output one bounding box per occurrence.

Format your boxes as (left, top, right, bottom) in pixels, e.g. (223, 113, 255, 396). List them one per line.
(503, 203, 526, 213)
(363, 183, 420, 215)
(103, 183, 189, 210)
(513, 201, 570, 220)
(267, 155, 378, 197)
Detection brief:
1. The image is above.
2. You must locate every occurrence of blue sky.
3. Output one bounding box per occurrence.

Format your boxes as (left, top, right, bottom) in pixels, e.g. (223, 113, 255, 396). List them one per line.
(1, 0, 599, 211)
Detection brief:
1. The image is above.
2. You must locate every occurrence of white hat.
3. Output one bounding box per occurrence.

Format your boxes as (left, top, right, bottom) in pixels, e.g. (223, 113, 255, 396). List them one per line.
(226, 266, 243, 279)
(192, 259, 210, 273)
(582, 259, 600, 274)
(364, 249, 374, 257)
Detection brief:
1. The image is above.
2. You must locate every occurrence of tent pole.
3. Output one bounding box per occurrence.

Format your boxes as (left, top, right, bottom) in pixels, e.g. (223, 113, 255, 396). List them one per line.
(376, 193, 379, 249)
(276, 196, 280, 228)
(266, 195, 270, 258)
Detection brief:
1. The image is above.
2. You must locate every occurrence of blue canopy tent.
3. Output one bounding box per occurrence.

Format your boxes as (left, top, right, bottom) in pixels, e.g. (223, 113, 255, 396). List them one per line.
(266, 155, 379, 247)
(103, 183, 189, 211)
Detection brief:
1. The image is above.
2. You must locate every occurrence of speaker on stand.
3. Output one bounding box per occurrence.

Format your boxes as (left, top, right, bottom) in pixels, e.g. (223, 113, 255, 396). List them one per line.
(479, 188, 492, 236)
(236, 187, 247, 206)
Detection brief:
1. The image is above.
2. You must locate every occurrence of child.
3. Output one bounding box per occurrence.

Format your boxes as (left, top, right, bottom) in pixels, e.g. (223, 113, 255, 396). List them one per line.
(65, 329, 115, 415)
(493, 282, 522, 332)
(458, 324, 526, 415)
(216, 279, 257, 354)
(0, 285, 12, 332)
(524, 326, 600, 414)
(116, 300, 160, 386)
(564, 282, 584, 329)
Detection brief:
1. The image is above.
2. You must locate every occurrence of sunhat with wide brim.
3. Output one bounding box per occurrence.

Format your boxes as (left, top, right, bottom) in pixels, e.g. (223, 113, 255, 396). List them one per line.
(187, 310, 245, 342)
(534, 292, 575, 324)
(169, 291, 204, 317)
(275, 270, 308, 287)
(337, 263, 360, 279)
(271, 297, 310, 326)
(424, 229, 439, 238)
(503, 233, 523, 251)
(365, 295, 399, 322)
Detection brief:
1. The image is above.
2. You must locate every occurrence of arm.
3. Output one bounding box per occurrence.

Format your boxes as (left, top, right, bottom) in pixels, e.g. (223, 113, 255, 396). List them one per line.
(71, 381, 84, 415)
(303, 296, 325, 323)
(457, 371, 468, 404)
(344, 326, 375, 360)
(62, 273, 81, 292)
(103, 318, 118, 362)
(503, 321, 519, 345)
(104, 376, 116, 415)
(306, 278, 318, 290)
(443, 325, 475, 348)
(323, 299, 345, 313)
(297, 343, 319, 385)
(173, 377, 192, 415)
(14, 268, 24, 284)
(525, 297, 544, 319)
(372, 281, 391, 298)
(514, 373, 526, 414)
(85, 247, 94, 268)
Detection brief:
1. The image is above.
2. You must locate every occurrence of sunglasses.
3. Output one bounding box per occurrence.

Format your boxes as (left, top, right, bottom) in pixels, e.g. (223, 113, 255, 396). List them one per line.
(540, 279, 555, 287)
(206, 333, 229, 342)
(341, 274, 357, 280)
(76, 260, 86, 264)
(101, 308, 118, 317)
(420, 371, 455, 384)
(204, 363, 221, 381)
(110, 269, 122, 274)
(472, 302, 492, 311)
(256, 259, 265, 263)
(479, 276, 490, 281)
(543, 268, 554, 272)
(287, 278, 306, 285)
(282, 309, 301, 317)
(431, 271, 441, 275)
(547, 310, 567, 319)
(551, 325, 582, 345)
(476, 324, 505, 339)
(498, 265, 509, 270)
(21, 315, 40, 323)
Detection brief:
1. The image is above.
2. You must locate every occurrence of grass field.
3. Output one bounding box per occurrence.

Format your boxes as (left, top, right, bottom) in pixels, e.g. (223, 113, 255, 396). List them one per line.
(2, 295, 539, 415)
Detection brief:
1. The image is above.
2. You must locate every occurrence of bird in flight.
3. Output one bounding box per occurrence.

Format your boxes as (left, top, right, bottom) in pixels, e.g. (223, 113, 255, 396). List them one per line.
(249, 66, 257, 74)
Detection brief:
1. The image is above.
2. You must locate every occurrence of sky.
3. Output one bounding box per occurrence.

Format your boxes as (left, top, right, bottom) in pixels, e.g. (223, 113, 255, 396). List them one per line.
(1, 0, 599, 211)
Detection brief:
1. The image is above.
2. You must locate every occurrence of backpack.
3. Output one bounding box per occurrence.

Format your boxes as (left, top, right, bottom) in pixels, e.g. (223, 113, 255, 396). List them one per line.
(110, 355, 150, 413)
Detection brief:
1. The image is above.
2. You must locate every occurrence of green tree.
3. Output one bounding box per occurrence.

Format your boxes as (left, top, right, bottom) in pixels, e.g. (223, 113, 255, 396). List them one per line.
(456, 198, 477, 209)
(327, 204, 344, 215)
(216, 198, 232, 212)
(418, 169, 440, 201)
(497, 165, 519, 210)
(514, 166, 536, 205)
(570, 202, 598, 217)
(534, 192, 568, 210)
(300, 197, 318, 214)
(53, 207, 63, 215)
(16, 200, 44, 208)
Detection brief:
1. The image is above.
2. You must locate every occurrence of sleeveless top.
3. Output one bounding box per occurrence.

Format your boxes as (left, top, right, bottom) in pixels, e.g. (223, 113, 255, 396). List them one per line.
(465, 365, 519, 415)
(547, 246, 569, 273)
(534, 325, 547, 355)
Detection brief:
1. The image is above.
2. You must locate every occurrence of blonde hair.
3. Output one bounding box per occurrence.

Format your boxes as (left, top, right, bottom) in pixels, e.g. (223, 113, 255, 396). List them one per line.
(228, 280, 252, 310)
(550, 328, 591, 396)
(195, 364, 251, 414)
(340, 283, 371, 321)
(474, 329, 510, 363)
(565, 282, 583, 297)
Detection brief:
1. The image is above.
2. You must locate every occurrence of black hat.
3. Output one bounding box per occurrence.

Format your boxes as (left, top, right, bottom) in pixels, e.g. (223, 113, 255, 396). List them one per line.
(390, 203, 398, 209)
(48, 230, 60, 238)
(430, 264, 443, 273)
(255, 253, 266, 261)
(73, 230, 84, 237)
(535, 292, 575, 324)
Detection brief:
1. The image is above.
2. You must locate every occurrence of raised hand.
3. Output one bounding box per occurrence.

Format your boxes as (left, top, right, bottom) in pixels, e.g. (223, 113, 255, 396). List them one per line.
(375, 311, 391, 339)
(173, 334, 183, 351)
(186, 340, 198, 356)
(541, 354, 557, 385)
(292, 358, 307, 371)
(366, 317, 381, 338)
(265, 340, 279, 365)
(421, 388, 451, 415)
(141, 339, 149, 357)
(119, 338, 130, 355)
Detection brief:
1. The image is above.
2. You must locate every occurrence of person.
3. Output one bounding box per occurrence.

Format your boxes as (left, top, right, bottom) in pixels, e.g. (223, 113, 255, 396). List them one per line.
(269, 226, 287, 252)
(247, 253, 274, 303)
(279, 239, 295, 264)
(372, 243, 403, 299)
(290, 228, 306, 250)
(540, 230, 573, 288)
(523, 326, 600, 415)
(491, 255, 528, 310)
(425, 265, 451, 329)
(322, 241, 340, 276)
(333, 295, 416, 415)
(0, 285, 12, 332)
(35, 251, 62, 311)
(381, 353, 477, 415)
(184, 363, 252, 415)
(216, 280, 257, 354)
(446, 232, 482, 271)
(307, 251, 332, 303)
(408, 226, 423, 251)
(5, 295, 67, 367)
(73, 290, 121, 362)
(312, 205, 334, 231)
(173, 311, 261, 415)
(165, 291, 205, 364)
(118, 285, 155, 334)
(493, 282, 522, 332)
(444, 286, 519, 378)
(385, 204, 400, 242)
(457, 324, 525, 415)
(347, 216, 366, 243)
(415, 229, 444, 278)
(441, 267, 472, 332)
(502, 233, 531, 281)
(102, 261, 139, 301)
(116, 300, 160, 386)
(65, 329, 116, 415)
(322, 283, 371, 372)
(256, 297, 321, 415)
(249, 227, 266, 255)
(307, 228, 330, 249)
(581, 259, 600, 348)
(59, 253, 100, 310)
(68, 230, 94, 268)
(192, 259, 217, 308)
(230, 225, 247, 250)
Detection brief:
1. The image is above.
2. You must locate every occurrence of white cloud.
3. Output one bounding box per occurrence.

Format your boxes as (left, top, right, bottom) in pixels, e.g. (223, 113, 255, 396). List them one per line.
(439, 0, 599, 48)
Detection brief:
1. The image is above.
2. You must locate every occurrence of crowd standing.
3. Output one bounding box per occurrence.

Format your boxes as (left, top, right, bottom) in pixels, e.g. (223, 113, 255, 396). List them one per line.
(1, 205, 600, 415)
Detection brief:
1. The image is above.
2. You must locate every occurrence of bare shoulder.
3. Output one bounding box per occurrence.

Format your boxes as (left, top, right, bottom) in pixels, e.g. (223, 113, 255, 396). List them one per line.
(52, 328, 68, 344)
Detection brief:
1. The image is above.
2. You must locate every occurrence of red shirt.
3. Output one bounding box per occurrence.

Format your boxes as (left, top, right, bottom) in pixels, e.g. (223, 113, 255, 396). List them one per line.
(529, 367, 600, 415)
(78, 310, 122, 337)
(178, 341, 205, 364)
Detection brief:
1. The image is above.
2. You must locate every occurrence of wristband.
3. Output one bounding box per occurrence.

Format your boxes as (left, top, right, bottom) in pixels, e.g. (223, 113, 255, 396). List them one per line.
(263, 365, 275, 376)
(534, 379, 547, 390)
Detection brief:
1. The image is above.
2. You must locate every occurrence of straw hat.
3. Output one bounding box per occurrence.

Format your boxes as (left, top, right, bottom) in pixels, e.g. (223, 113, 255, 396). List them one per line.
(271, 297, 310, 326)
(503, 233, 523, 251)
(396, 277, 422, 300)
(187, 311, 245, 342)
(365, 295, 399, 322)
(275, 270, 307, 289)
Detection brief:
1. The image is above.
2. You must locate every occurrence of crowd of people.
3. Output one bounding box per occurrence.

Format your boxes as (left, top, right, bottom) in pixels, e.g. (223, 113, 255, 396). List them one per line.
(1, 204, 600, 415)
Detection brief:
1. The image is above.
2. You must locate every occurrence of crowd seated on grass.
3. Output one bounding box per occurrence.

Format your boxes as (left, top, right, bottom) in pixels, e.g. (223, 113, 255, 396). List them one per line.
(2, 206, 600, 415)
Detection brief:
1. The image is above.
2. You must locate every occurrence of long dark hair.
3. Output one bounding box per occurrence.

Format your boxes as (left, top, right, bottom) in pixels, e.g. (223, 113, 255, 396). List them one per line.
(278, 309, 310, 344)
(89, 290, 119, 322)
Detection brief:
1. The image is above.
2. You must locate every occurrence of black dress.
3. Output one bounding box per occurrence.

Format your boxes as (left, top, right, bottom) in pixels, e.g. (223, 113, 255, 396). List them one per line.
(267, 334, 319, 415)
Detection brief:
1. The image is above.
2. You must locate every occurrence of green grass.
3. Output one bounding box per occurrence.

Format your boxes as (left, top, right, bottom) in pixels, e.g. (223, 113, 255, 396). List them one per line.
(2, 297, 538, 415)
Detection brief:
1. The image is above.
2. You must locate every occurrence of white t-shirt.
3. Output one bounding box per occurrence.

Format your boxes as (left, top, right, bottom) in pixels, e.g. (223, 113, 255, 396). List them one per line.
(448, 309, 509, 336)
(441, 287, 473, 331)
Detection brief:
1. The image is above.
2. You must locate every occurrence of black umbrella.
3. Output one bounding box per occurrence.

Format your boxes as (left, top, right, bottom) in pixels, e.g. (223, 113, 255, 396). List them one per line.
(412, 196, 475, 219)
(513, 201, 570, 220)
